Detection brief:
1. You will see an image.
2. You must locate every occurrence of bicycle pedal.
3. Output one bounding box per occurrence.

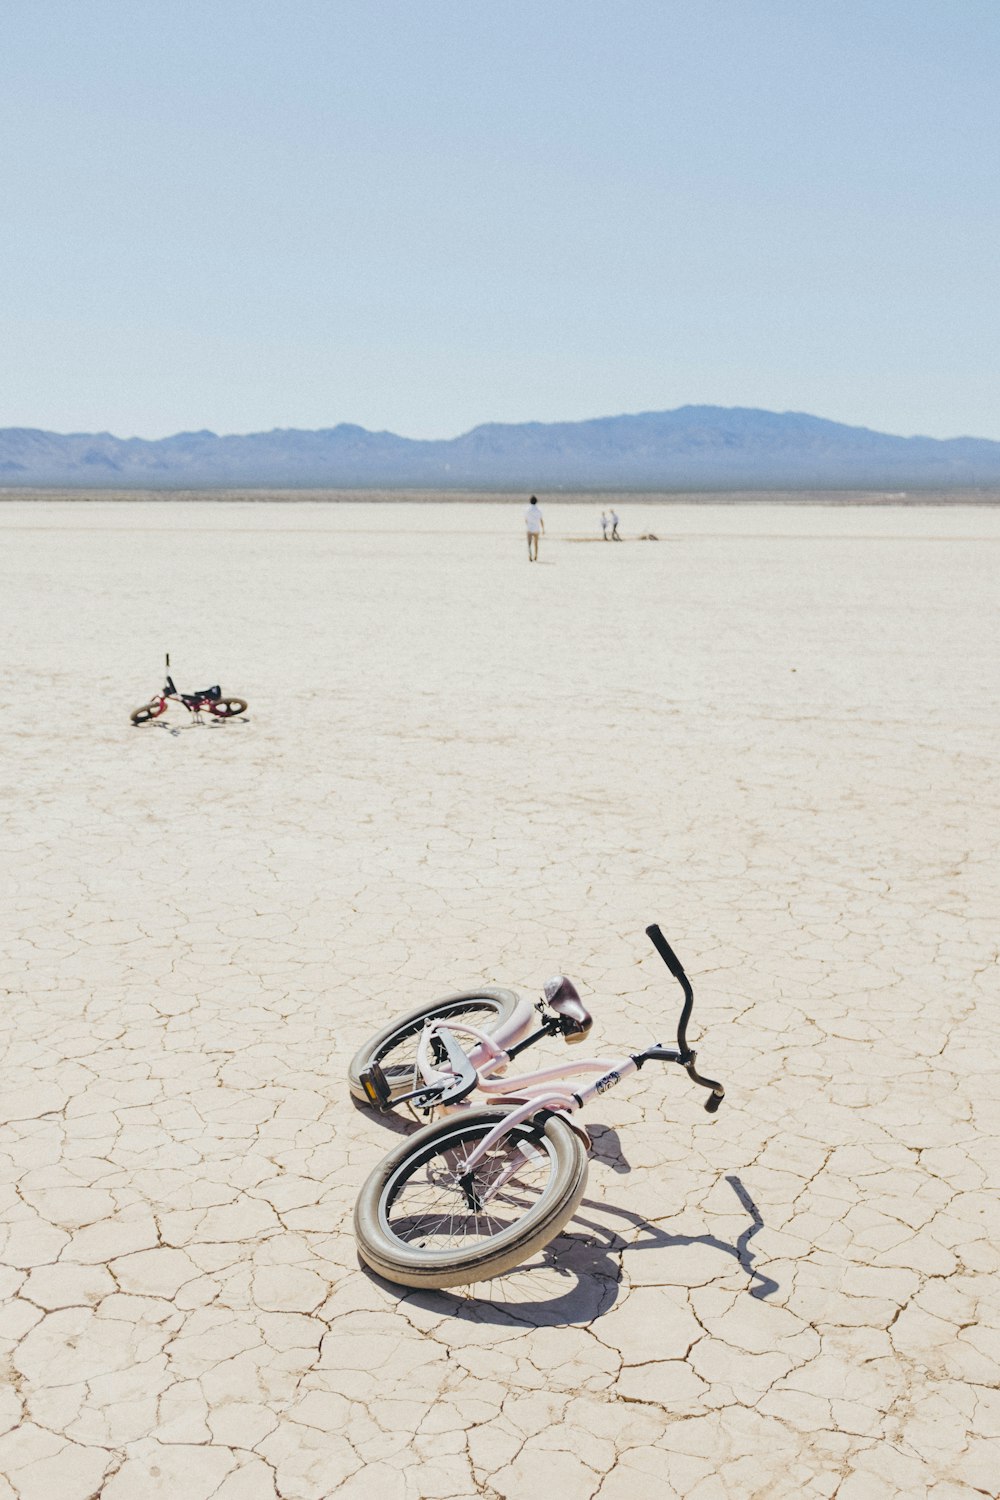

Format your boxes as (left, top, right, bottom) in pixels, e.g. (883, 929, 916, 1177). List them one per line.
(359, 1062, 393, 1111)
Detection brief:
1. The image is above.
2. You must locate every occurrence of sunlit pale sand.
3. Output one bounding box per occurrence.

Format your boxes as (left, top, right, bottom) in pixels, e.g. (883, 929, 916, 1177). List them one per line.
(1, 498, 997, 1499)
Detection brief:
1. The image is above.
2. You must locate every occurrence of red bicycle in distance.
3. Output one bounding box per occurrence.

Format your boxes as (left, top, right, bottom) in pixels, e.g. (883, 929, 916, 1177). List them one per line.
(130, 654, 248, 725)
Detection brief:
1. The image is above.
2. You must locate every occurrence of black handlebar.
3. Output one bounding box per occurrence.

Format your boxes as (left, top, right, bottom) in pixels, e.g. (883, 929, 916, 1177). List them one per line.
(645, 924, 687, 981)
(645, 923, 725, 1113)
(646, 923, 694, 1054)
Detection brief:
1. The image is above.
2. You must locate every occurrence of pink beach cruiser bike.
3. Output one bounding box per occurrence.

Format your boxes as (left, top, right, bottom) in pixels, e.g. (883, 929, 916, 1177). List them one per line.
(350, 925, 725, 1289)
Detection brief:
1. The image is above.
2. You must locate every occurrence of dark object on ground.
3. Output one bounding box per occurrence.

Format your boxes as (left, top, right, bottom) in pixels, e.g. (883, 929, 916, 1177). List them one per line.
(131, 653, 248, 724)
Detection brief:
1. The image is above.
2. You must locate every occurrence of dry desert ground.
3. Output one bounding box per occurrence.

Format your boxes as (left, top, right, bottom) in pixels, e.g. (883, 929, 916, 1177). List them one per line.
(0, 498, 998, 1500)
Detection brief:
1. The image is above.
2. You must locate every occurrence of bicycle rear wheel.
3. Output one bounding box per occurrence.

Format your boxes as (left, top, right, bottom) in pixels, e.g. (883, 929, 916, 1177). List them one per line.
(209, 697, 247, 718)
(354, 1105, 588, 1289)
(348, 989, 521, 1109)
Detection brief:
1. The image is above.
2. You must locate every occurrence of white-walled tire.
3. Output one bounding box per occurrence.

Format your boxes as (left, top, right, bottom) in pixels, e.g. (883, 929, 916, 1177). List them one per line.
(354, 1106, 589, 1289)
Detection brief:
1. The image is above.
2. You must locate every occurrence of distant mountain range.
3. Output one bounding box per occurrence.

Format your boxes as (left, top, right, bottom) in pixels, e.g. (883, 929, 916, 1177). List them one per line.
(3, 406, 1000, 490)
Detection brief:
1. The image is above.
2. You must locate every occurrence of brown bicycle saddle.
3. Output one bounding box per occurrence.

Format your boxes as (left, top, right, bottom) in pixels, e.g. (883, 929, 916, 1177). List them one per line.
(543, 976, 593, 1043)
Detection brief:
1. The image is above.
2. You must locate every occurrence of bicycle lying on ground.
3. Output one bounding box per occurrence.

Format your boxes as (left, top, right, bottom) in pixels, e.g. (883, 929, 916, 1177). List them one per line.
(350, 925, 725, 1289)
(130, 654, 247, 724)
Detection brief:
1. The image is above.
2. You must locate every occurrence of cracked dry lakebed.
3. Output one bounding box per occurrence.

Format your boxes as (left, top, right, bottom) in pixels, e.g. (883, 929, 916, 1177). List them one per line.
(0, 498, 998, 1500)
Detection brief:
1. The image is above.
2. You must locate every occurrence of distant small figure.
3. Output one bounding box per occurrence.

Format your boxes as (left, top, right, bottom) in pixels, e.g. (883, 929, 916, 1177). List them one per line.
(609, 508, 621, 540)
(525, 495, 544, 561)
(600, 510, 609, 540)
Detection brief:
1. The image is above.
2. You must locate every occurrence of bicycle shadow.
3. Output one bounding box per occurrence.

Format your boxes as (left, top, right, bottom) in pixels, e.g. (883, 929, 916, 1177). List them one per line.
(364, 1172, 778, 1328)
(350, 1094, 423, 1136)
(588, 1123, 631, 1174)
(139, 717, 251, 738)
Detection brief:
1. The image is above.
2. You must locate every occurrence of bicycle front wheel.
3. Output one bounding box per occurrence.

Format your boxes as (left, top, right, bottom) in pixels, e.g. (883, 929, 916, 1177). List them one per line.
(354, 1106, 588, 1289)
(348, 988, 522, 1109)
(130, 699, 165, 725)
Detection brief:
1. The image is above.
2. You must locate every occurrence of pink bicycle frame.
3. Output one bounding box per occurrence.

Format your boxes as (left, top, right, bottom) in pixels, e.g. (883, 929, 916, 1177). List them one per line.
(413, 1005, 643, 1180)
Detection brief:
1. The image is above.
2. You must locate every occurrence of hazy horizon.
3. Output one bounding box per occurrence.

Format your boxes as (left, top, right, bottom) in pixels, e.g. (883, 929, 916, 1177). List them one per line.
(5, 402, 1000, 448)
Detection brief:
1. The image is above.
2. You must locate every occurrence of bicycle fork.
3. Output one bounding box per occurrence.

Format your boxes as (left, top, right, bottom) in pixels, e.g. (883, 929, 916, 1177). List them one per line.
(455, 1058, 643, 1208)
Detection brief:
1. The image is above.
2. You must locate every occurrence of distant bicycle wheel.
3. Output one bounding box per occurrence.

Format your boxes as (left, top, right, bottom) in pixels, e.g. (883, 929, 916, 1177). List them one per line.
(348, 988, 522, 1109)
(209, 697, 247, 718)
(130, 700, 165, 725)
(354, 1105, 589, 1289)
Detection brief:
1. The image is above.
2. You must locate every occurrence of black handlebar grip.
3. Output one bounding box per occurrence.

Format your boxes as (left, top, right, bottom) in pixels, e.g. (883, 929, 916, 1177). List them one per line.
(704, 1093, 722, 1113)
(645, 924, 687, 981)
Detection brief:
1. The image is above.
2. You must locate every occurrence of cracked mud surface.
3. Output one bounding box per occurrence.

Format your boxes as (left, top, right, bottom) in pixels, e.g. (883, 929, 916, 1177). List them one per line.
(1, 499, 997, 1499)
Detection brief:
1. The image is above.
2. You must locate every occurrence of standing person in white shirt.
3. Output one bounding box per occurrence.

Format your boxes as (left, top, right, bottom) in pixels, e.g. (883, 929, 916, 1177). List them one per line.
(600, 510, 608, 540)
(524, 496, 544, 561)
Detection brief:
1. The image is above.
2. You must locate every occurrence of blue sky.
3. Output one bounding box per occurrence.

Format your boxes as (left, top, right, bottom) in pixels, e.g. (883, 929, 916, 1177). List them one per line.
(1, 1, 997, 440)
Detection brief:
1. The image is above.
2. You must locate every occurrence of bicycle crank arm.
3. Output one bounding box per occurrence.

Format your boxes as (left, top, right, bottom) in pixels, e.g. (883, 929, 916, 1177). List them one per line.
(371, 1025, 479, 1115)
(358, 1060, 454, 1115)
